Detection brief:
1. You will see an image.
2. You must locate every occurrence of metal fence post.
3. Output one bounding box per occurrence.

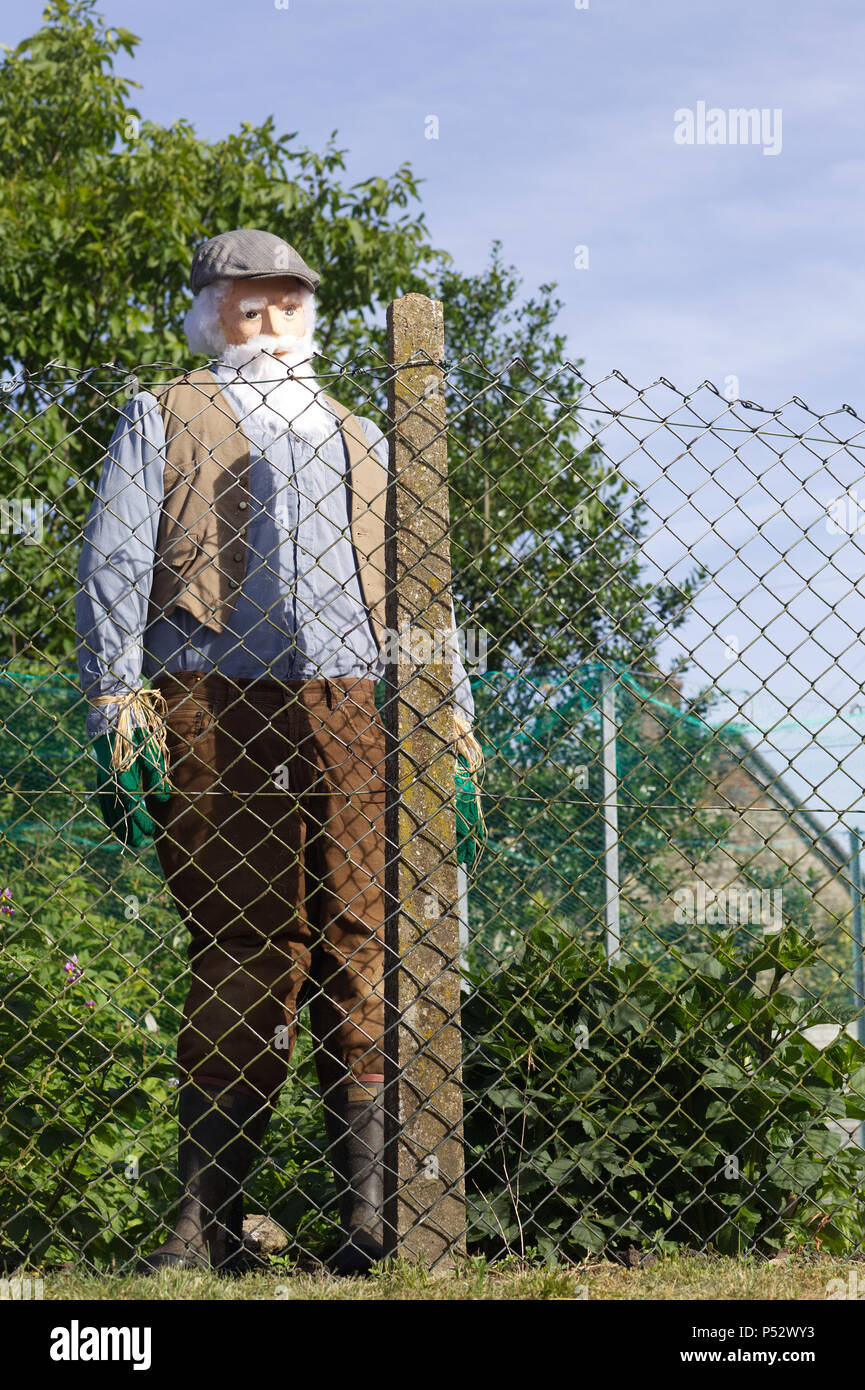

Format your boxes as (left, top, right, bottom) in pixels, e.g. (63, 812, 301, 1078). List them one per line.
(382, 293, 466, 1267)
(849, 827, 865, 1150)
(600, 663, 621, 963)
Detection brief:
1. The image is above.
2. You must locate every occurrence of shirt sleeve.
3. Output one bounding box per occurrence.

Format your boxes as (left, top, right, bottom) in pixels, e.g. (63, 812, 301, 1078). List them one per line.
(356, 415, 476, 726)
(75, 391, 165, 737)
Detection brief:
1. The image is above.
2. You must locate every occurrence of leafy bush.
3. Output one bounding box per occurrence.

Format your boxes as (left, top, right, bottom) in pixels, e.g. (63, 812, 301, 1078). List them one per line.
(0, 862, 336, 1270)
(463, 918, 865, 1259)
(0, 862, 178, 1267)
(5, 841, 865, 1269)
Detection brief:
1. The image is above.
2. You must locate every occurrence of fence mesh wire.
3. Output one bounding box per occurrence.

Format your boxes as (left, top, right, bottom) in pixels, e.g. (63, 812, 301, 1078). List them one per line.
(1, 340, 865, 1273)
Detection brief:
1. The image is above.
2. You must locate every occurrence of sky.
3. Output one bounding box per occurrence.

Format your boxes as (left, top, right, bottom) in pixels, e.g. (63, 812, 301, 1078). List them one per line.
(7, 0, 865, 838)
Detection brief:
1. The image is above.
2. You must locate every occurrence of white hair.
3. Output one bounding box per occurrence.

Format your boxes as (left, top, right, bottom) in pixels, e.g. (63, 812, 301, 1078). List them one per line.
(181, 277, 333, 447)
(182, 277, 317, 357)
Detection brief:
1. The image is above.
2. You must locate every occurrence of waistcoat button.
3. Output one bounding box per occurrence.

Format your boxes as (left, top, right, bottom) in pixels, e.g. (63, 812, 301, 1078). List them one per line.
(233, 552, 243, 562)
(238, 500, 248, 510)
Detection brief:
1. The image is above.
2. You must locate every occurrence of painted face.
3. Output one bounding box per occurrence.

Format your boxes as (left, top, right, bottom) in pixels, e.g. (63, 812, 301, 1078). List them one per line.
(218, 276, 307, 355)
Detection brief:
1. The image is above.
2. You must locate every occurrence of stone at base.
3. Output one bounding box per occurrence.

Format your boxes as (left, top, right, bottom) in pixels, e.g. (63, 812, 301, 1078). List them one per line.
(241, 1214, 289, 1256)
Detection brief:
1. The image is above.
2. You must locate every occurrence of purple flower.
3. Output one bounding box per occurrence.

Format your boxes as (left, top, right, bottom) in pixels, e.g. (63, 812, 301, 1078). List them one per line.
(84, 1000, 96, 1010)
(64, 955, 83, 985)
(0, 887, 13, 916)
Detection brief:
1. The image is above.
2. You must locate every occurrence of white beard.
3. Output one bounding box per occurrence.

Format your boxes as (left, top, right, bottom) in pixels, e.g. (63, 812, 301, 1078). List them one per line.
(215, 331, 337, 449)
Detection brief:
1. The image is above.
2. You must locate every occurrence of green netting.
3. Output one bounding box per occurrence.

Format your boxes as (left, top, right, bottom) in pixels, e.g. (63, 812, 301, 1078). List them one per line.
(3, 661, 856, 1023)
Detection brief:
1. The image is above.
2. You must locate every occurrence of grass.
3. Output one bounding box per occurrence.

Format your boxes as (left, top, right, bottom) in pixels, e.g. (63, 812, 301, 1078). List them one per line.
(29, 1252, 865, 1301)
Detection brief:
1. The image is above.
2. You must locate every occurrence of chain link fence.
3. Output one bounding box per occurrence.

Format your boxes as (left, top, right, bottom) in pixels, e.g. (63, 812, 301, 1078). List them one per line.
(2, 299, 865, 1273)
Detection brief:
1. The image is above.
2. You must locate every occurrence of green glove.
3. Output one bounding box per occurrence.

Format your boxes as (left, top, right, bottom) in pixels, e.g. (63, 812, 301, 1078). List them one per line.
(92, 725, 172, 849)
(456, 754, 487, 869)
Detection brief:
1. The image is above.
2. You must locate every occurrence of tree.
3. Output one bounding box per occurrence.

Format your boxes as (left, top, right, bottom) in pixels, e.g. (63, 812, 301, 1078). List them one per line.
(0, 0, 445, 662)
(438, 243, 704, 674)
(0, 2, 704, 682)
(0, 0, 441, 370)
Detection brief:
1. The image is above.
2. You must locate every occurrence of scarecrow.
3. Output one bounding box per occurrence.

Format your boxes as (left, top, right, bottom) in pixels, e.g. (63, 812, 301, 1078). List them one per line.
(75, 228, 481, 1275)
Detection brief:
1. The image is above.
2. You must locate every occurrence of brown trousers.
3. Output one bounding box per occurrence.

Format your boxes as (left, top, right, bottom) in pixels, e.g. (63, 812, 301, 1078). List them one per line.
(150, 671, 387, 1105)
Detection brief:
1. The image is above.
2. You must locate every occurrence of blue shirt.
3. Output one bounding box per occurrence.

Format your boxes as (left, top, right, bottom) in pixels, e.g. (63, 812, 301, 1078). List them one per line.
(76, 375, 474, 736)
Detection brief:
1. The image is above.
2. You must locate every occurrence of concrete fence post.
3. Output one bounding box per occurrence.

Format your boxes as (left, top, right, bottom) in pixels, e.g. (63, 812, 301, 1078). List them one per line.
(382, 292, 466, 1267)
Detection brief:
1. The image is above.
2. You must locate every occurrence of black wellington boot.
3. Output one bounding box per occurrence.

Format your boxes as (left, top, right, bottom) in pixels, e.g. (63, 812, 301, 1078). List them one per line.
(136, 1083, 270, 1275)
(213, 1101, 273, 1276)
(324, 1078, 385, 1276)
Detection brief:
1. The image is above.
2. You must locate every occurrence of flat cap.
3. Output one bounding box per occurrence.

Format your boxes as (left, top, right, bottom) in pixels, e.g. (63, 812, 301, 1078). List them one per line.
(190, 228, 320, 295)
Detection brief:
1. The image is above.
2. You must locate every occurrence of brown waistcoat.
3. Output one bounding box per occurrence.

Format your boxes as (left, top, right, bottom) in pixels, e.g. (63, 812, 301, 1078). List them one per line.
(145, 369, 387, 654)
